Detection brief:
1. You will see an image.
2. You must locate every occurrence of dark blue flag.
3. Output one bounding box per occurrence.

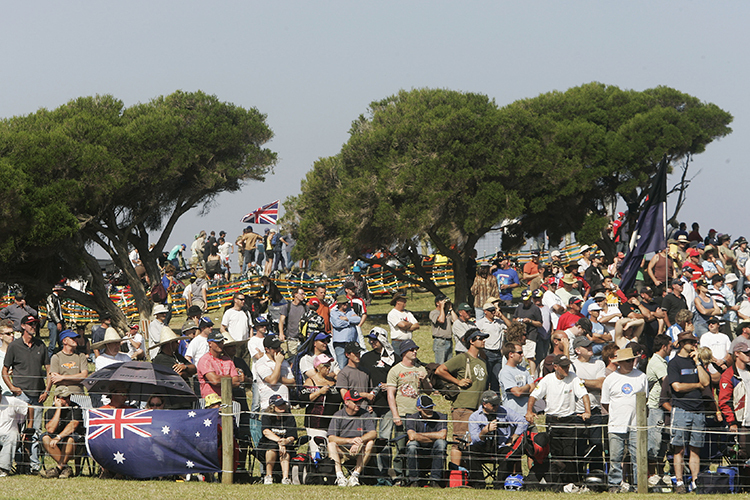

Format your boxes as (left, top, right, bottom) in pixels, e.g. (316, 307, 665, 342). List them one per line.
(86, 408, 220, 478)
(619, 156, 668, 291)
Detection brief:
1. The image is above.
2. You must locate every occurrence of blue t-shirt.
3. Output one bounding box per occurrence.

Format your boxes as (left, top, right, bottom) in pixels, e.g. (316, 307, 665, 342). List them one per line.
(498, 364, 533, 415)
(493, 268, 520, 301)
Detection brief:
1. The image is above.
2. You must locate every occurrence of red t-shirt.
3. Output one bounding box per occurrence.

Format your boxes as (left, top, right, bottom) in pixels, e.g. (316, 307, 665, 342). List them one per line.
(557, 311, 584, 331)
(197, 354, 238, 397)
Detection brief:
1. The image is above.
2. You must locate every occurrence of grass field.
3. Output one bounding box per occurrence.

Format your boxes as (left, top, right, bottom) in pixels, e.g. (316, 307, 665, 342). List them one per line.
(0, 476, 717, 500)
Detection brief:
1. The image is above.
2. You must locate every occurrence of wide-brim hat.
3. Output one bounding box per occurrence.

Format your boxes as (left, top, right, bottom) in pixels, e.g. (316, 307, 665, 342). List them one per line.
(612, 348, 637, 362)
(222, 331, 246, 347)
(390, 292, 408, 306)
(152, 304, 169, 315)
(148, 327, 188, 350)
(562, 274, 577, 285)
(92, 327, 124, 350)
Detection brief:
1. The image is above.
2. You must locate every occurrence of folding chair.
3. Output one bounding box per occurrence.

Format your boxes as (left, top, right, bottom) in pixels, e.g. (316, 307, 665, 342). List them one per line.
(70, 393, 97, 477)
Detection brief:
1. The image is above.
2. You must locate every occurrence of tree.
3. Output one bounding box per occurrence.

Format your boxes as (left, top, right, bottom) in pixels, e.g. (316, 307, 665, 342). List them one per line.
(284, 84, 731, 303)
(0, 91, 276, 327)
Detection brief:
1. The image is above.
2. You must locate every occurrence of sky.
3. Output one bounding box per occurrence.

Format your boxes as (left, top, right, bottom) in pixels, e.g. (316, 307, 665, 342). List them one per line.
(2, 1, 747, 264)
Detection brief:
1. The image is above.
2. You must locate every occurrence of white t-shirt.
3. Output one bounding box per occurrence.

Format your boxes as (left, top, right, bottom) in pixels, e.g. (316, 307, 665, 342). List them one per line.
(387, 308, 417, 342)
(530, 372, 588, 418)
(95, 352, 130, 371)
(299, 354, 341, 377)
(218, 242, 232, 261)
(476, 316, 505, 351)
(185, 335, 209, 365)
(221, 308, 250, 341)
(600, 368, 647, 433)
(252, 354, 292, 409)
(149, 320, 164, 353)
(571, 359, 606, 410)
(700, 331, 731, 361)
(247, 336, 265, 361)
(542, 290, 563, 329)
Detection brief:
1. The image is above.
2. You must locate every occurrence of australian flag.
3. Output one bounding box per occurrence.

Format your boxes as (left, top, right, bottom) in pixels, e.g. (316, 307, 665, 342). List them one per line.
(619, 156, 668, 291)
(241, 200, 279, 225)
(86, 408, 220, 478)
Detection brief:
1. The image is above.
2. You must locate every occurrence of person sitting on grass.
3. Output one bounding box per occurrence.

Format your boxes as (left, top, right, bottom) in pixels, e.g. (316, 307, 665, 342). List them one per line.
(259, 394, 297, 485)
(40, 386, 85, 479)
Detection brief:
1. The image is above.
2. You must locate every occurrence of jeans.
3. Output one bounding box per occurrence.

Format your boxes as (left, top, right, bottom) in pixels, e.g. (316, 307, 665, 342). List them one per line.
(573, 410, 605, 476)
(647, 407, 667, 460)
(332, 342, 348, 371)
(484, 349, 504, 392)
(380, 411, 406, 479)
(17, 392, 41, 470)
(609, 431, 638, 486)
(273, 250, 285, 272)
(407, 439, 447, 482)
(47, 321, 60, 359)
(432, 338, 453, 365)
(0, 431, 18, 472)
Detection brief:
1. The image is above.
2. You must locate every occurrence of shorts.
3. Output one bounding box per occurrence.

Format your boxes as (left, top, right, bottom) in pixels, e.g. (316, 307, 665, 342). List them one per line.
(523, 340, 537, 361)
(451, 407, 474, 445)
(40, 432, 84, 444)
(670, 406, 705, 448)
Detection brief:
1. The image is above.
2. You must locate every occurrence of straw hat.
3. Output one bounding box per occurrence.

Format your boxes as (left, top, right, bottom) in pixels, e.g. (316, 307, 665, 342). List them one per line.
(92, 327, 124, 350)
(148, 327, 188, 350)
(612, 348, 637, 362)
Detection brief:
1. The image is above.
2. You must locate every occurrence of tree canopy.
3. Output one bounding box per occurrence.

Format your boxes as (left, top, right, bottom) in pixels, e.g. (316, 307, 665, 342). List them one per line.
(0, 91, 276, 324)
(284, 83, 732, 302)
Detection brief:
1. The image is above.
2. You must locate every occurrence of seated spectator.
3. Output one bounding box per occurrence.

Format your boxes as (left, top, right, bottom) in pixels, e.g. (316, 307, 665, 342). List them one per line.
(468, 390, 527, 487)
(302, 354, 340, 454)
(247, 316, 270, 362)
(146, 394, 166, 410)
(0, 390, 28, 476)
(125, 324, 145, 360)
(299, 332, 340, 380)
(327, 390, 377, 487)
(404, 395, 447, 488)
(197, 331, 240, 399)
(47, 329, 88, 395)
(151, 327, 196, 409)
(100, 382, 134, 409)
(92, 328, 129, 371)
(259, 395, 298, 485)
(337, 342, 374, 406)
(40, 386, 85, 478)
(252, 335, 293, 410)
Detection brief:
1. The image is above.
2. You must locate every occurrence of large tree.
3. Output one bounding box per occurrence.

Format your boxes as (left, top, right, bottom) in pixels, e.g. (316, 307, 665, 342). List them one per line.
(0, 91, 276, 327)
(284, 84, 731, 303)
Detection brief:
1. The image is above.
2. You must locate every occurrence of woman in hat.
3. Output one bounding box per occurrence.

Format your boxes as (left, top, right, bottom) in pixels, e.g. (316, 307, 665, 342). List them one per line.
(259, 394, 297, 484)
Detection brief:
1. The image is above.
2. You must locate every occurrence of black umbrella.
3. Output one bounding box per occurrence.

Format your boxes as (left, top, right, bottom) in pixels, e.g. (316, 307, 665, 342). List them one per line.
(82, 361, 197, 403)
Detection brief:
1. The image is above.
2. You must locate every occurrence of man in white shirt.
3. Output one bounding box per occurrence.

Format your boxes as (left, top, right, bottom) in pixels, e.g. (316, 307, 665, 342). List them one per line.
(252, 335, 294, 410)
(543, 279, 565, 330)
(527, 354, 590, 489)
(571, 336, 606, 479)
(386, 292, 419, 356)
(0, 392, 28, 476)
(185, 317, 213, 366)
(601, 348, 648, 493)
(700, 317, 732, 371)
(149, 304, 169, 353)
(450, 303, 475, 354)
(476, 300, 509, 392)
(221, 293, 251, 341)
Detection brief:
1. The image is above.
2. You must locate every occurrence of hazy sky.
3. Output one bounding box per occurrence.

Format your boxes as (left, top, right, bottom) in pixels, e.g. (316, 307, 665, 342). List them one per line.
(2, 2, 747, 263)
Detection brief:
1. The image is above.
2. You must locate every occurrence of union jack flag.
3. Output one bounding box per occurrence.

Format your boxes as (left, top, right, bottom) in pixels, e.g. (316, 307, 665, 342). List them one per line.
(88, 408, 153, 440)
(241, 200, 279, 225)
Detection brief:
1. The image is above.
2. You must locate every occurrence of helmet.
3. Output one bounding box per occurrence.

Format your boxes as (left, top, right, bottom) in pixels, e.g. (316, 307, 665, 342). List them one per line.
(504, 474, 523, 490)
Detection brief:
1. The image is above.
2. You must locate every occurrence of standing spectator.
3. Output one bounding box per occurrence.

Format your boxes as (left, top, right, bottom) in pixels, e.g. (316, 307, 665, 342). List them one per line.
(330, 296, 361, 369)
(259, 395, 297, 485)
(477, 300, 509, 390)
(693, 278, 722, 338)
(661, 279, 688, 327)
(471, 262, 500, 319)
(196, 331, 240, 399)
(687, 222, 702, 243)
(263, 229, 276, 276)
(0, 320, 15, 395)
(526, 354, 591, 490)
(572, 336, 606, 480)
(493, 256, 520, 306)
(514, 290, 543, 377)
(429, 295, 454, 365)
(601, 348, 648, 493)
(221, 293, 251, 342)
(166, 243, 186, 270)
(47, 330, 88, 395)
(90, 311, 112, 357)
(0, 390, 28, 476)
(278, 287, 308, 352)
(577, 245, 592, 274)
(699, 317, 732, 371)
(523, 251, 543, 291)
(337, 342, 374, 405)
(45, 284, 66, 358)
(313, 285, 331, 333)
(668, 332, 710, 493)
(435, 329, 489, 469)
(184, 271, 208, 313)
(718, 341, 750, 460)
(39, 386, 85, 479)
(386, 292, 420, 356)
(251, 335, 293, 409)
(498, 341, 536, 415)
(239, 226, 261, 276)
(405, 395, 447, 488)
(327, 390, 377, 487)
(584, 253, 606, 291)
(190, 230, 206, 269)
(385, 339, 430, 485)
(542, 277, 565, 330)
(2, 314, 49, 473)
(343, 283, 367, 348)
(348, 265, 372, 305)
(646, 334, 672, 485)
(0, 293, 37, 333)
(450, 302, 475, 354)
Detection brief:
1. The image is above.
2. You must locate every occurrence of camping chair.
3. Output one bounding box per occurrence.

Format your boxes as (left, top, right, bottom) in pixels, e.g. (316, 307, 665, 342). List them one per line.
(70, 393, 97, 477)
(465, 431, 524, 489)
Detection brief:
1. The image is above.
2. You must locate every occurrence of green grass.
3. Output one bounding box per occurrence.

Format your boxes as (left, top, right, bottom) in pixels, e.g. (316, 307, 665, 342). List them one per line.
(0, 476, 718, 499)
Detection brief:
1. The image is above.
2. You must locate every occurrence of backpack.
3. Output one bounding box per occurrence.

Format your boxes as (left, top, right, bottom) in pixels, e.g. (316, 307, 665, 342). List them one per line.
(150, 282, 167, 303)
(424, 353, 472, 402)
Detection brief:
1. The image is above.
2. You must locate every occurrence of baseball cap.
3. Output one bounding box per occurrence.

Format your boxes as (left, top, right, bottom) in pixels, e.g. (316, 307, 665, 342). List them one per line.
(455, 302, 473, 312)
(707, 317, 720, 325)
(187, 305, 203, 317)
(313, 354, 334, 369)
(254, 316, 269, 327)
(732, 341, 750, 354)
(344, 341, 364, 354)
(21, 315, 39, 325)
(58, 329, 80, 342)
(532, 288, 544, 299)
(397, 339, 419, 355)
(198, 317, 214, 329)
(569, 297, 583, 305)
(464, 328, 489, 343)
(181, 320, 198, 333)
(313, 332, 331, 342)
(55, 386, 72, 398)
(481, 390, 502, 405)
(207, 330, 226, 343)
(552, 354, 572, 367)
(416, 395, 435, 409)
(343, 390, 364, 402)
(263, 335, 281, 349)
(572, 336, 593, 349)
(269, 394, 288, 407)
(521, 289, 532, 301)
(588, 303, 603, 312)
